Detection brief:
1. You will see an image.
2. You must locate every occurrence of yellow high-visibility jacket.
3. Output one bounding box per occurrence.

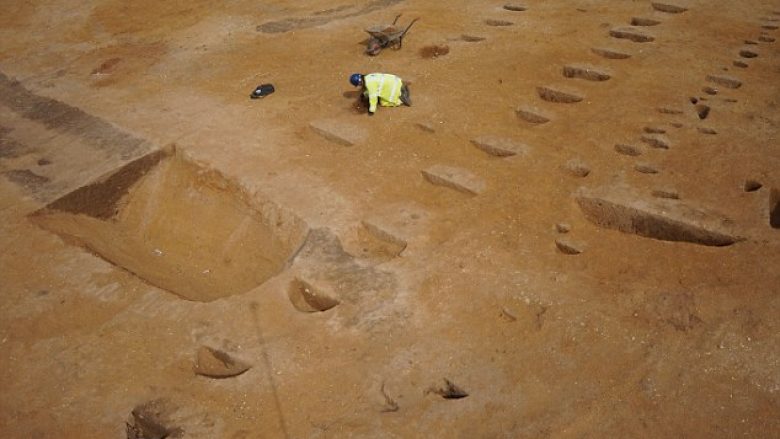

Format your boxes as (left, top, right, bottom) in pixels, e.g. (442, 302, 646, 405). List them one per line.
(363, 73, 403, 113)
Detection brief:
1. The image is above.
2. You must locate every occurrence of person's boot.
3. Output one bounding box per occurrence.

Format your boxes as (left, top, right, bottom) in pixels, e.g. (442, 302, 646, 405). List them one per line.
(400, 85, 412, 106)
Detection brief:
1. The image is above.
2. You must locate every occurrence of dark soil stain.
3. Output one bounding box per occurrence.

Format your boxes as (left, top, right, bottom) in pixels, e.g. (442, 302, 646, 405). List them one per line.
(0, 125, 29, 159)
(0, 72, 148, 160)
(42, 147, 168, 220)
(420, 44, 450, 58)
(3, 169, 50, 189)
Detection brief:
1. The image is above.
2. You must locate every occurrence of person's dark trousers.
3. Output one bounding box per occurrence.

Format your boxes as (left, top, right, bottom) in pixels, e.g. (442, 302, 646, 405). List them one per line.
(400, 85, 411, 106)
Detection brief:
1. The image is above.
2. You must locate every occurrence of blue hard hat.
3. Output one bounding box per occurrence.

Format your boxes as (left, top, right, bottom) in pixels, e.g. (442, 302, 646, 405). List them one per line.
(349, 73, 362, 86)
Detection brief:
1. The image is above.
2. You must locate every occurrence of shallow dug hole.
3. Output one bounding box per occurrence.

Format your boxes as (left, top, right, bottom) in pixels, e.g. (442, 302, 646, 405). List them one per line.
(420, 44, 450, 58)
(288, 277, 339, 312)
(771, 189, 780, 229)
(30, 146, 308, 302)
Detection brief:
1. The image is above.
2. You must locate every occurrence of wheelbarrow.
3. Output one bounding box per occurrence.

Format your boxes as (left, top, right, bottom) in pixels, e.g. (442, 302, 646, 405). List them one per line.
(365, 14, 419, 56)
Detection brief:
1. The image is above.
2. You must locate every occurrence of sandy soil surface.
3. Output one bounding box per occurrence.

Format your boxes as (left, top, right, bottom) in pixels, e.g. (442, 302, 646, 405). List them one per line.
(1, 0, 779, 437)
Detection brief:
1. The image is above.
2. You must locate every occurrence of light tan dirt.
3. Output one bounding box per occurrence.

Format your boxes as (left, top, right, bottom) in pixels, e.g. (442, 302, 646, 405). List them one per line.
(1, 0, 779, 437)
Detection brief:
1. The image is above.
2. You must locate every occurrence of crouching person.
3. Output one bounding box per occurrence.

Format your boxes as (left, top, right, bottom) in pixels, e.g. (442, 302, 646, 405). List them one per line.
(349, 73, 411, 116)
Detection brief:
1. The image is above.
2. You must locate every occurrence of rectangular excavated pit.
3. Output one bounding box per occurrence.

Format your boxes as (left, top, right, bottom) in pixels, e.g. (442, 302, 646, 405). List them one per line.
(30, 146, 308, 302)
(575, 186, 742, 247)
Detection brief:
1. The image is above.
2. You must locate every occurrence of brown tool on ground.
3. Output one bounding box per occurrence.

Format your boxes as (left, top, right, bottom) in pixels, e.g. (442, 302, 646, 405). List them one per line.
(365, 14, 419, 56)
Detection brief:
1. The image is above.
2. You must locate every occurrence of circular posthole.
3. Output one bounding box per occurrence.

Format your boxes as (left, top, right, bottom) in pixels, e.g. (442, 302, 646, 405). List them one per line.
(743, 179, 763, 192)
(288, 277, 340, 312)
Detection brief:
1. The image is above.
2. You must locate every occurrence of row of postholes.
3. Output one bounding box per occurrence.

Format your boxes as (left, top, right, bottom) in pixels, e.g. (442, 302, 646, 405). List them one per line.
(310, 2, 780, 253)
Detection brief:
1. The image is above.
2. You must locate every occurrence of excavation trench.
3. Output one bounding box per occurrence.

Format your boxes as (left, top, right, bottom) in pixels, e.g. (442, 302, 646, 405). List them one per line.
(30, 146, 309, 302)
(576, 190, 741, 247)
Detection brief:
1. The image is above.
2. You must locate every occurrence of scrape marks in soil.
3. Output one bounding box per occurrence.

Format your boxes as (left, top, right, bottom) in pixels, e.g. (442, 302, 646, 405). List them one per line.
(309, 119, 367, 146)
(739, 48, 758, 58)
(631, 17, 662, 26)
(652, 188, 680, 199)
(638, 137, 663, 153)
(555, 238, 585, 255)
(516, 106, 552, 124)
(563, 64, 611, 81)
(504, 4, 527, 12)
(422, 165, 486, 195)
(651, 2, 688, 13)
(615, 143, 644, 156)
(706, 74, 742, 89)
(536, 86, 583, 103)
(635, 163, 660, 174)
(644, 126, 667, 134)
(562, 159, 591, 177)
(592, 47, 632, 59)
(609, 27, 655, 43)
(485, 19, 513, 26)
(471, 135, 529, 157)
(555, 223, 571, 234)
(657, 107, 683, 115)
(460, 34, 486, 42)
(415, 121, 436, 133)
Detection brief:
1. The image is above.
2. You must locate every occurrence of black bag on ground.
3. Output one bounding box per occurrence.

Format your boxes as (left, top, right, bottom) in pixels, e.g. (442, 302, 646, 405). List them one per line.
(250, 84, 275, 99)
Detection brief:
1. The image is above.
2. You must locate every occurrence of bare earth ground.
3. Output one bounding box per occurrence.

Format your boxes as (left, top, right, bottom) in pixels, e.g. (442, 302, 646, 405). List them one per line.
(1, 0, 779, 437)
